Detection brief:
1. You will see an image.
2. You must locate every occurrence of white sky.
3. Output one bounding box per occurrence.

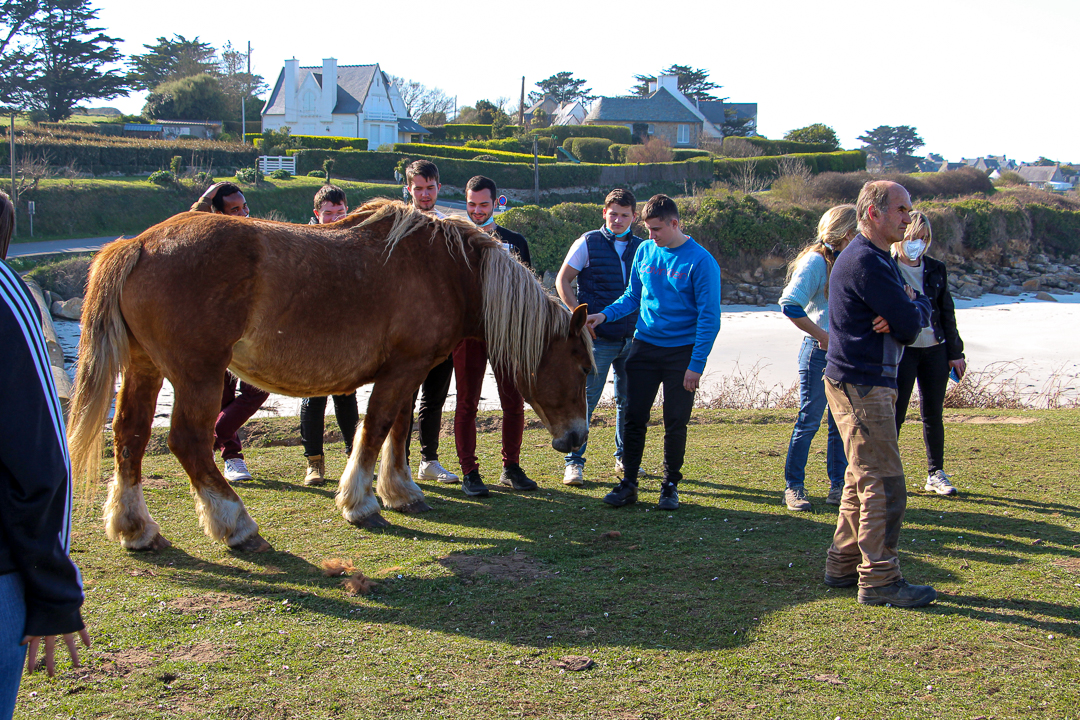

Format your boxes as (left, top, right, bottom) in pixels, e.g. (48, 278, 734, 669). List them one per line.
(93, 0, 1077, 164)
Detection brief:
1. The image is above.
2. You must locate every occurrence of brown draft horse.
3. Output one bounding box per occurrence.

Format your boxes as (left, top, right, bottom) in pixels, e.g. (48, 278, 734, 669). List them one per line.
(67, 199, 593, 552)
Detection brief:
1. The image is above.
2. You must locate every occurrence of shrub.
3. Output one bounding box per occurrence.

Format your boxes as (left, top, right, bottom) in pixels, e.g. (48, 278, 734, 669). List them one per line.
(269, 169, 291, 179)
(170, 155, 183, 176)
(809, 166, 992, 202)
(498, 203, 608, 274)
(782, 124, 840, 151)
(672, 149, 712, 161)
(147, 170, 175, 186)
(994, 170, 1028, 187)
(627, 138, 674, 164)
(721, 137, 826, 157)
(235, 167, 263, 184)
(563, 138, 613, 164)
(533, 125, 632, 145)
(444, 124, 493, 141)
(465, 138, 529, 155)
(473, 154, 498, 162)
(609, 144, 629, 163)
(392, 143, 556, 164)
(307, 169, 327, 178)
(26, 256, 92, 299)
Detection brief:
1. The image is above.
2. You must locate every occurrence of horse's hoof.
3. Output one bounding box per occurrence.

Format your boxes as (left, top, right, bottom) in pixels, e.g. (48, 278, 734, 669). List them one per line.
(125, 533, 172, 552)
(399, 500, 432, 514)
(149, 533, 172, 551)
(230, 533, 272, 553)
(352, 513, 391, 529)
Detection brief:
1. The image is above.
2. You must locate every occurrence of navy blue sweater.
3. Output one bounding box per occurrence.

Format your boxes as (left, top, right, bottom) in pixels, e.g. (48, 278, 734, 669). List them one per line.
(0, 261, 85, 637)
(824, 235, 932, 388)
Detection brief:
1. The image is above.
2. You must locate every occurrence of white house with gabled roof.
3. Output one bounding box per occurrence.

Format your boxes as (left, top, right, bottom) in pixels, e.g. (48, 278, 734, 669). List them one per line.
(261, 58, 429, 147)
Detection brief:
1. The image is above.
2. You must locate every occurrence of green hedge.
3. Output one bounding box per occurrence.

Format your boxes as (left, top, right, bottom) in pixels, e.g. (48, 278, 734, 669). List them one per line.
(563, 138, 613, 164)
(712, 151, 866, 182)
(533, 125, 633, 144)
(721, 137, 831, 157)
(392, 143, 556, 164)
(7, 138, 256, 174)
(609, 144, 630, 163)
(249, 133, 368, 151)
(444, 124, 493, 140)
(673, 149, 712, 160)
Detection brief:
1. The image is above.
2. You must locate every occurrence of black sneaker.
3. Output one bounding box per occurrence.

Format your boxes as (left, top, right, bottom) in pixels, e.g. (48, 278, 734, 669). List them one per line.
(602, 480, 638, 507)
(823, 572, 858, 588)
(498, 463, 537, 491)
(857, 580, 937, 607)
(461, 469, 490, 498)
(657, 482, 679, 510)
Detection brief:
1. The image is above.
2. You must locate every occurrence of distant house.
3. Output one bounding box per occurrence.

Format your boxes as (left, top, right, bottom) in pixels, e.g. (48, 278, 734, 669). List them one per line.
(1016, 164, 1067, 188)
(261, 58, 429, 147)
(583, 75, 757, 148)
(124, 120, 222, 140)
(523, 95, 587, 127)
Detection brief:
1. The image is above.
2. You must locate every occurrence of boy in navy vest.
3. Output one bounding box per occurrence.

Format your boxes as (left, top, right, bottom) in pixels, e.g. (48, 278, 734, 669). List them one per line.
(586, 195, 721, 510)
(556, 188, 644, 486)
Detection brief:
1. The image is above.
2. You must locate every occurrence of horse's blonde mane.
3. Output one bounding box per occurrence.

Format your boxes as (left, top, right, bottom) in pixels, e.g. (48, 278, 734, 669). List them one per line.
(354, 198, 591, 388)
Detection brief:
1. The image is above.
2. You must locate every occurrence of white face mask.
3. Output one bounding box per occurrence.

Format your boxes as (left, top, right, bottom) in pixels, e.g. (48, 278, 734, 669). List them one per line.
(902, 239, 926, 262)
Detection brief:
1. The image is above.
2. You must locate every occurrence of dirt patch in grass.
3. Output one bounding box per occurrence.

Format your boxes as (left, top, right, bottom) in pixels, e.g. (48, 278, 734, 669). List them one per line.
(170, 643, 235, 663)
(169, 592, 261, 613)
(95, 647, 159, 676)
(436, 552, 551, 582)
(1051, 557, 1080, 572)
(943, 415, 1038, 424)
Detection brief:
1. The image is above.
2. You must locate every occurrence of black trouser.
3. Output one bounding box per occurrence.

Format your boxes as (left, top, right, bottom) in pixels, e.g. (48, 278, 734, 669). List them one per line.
(621, 340, 696, 485)
(300, 393, 360, 457)
(895, 342, 949, 476)
(408, 355, 454, 463)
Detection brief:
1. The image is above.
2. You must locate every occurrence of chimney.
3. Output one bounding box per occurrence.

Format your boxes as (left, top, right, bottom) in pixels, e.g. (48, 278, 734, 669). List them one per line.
(647, 79, 658, 94)
(320, 57, 337, 124)
(657, 75, 679, 93)
(283, 58, 299, 123)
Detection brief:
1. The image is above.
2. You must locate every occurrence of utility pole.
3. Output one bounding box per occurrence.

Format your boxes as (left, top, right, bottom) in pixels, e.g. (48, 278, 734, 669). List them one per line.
(241, 41, 251, 142)
(518, 76, 525, 128)
(532, 135, 539, 206)
(9, 114, 15, 236)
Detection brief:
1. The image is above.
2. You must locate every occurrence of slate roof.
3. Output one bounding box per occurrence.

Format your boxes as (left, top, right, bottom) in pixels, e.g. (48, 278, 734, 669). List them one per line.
(398, 118, 430, 134)
(584, 88, 700, 124)
(1017, 165, 1062, 183)
(262, 64, 377, 116)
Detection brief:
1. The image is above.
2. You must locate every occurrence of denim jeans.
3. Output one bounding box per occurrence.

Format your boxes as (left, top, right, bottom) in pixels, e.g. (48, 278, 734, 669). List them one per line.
(784, 337, 847, 491)
(565, 335, 632, 467)
(0, 572, 27, 720)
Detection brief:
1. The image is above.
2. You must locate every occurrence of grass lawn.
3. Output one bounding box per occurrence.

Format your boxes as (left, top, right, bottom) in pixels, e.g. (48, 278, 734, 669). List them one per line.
(15, 408, 1079, 719)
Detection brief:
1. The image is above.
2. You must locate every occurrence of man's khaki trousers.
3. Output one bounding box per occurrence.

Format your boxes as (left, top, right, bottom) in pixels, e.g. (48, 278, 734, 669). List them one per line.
(824, 378, 907, 588)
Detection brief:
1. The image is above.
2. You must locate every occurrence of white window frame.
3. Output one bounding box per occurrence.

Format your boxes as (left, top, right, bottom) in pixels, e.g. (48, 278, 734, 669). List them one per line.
(677, 124, 690, 145)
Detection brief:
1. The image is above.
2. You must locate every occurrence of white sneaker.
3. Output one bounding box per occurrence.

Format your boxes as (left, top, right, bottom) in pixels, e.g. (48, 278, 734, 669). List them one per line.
(614, 458, 644, 478)
(223, 457, 252, 483)
(563, 464, 584, 486)
(924, 470, 957, 496)
(418, 459, 459, 484)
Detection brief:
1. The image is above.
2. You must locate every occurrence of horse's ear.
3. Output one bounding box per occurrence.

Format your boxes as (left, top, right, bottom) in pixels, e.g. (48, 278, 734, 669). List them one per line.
(570, 304, 588, 335)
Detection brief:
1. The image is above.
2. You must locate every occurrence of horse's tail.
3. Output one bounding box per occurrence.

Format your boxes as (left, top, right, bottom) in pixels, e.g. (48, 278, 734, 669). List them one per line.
(67, 237, 143, 496)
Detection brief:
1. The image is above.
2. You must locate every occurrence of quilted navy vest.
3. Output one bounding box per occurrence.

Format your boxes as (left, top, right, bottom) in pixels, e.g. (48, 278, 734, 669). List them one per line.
(576, 229, 643, 340)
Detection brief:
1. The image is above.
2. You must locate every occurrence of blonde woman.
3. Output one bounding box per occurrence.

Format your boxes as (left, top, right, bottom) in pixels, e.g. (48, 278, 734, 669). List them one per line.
(779, 205, 857, 511)
(892, 211, 966, 496)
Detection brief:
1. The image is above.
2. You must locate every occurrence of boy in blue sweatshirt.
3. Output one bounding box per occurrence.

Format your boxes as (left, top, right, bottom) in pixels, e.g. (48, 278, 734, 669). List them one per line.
(586, 195, 721, 510)
(822, 180, 936, 608)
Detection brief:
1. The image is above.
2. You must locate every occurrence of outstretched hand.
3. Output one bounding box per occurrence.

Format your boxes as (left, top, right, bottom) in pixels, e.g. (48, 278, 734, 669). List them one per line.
(23, 628, 91, 677)
(585, 313, 606, 340)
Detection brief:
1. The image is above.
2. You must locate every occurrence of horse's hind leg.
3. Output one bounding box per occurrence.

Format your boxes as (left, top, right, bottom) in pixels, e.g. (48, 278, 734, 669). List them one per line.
(103, 346, 170, 551)
(168, 375, 270, 552)
(377, 401, 430, 514)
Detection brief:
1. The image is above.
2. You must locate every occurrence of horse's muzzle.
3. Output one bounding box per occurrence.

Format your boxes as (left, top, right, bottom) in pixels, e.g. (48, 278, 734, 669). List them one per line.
(551, 427, 588, 454)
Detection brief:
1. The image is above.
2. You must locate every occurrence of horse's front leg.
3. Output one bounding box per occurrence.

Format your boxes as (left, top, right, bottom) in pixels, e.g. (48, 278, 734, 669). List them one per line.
(376, 400, 431, 514)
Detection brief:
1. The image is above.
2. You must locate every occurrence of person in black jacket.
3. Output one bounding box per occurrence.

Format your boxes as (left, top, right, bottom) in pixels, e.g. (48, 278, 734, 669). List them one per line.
(892, 211, 967, 496)
(0, 191, 90, 716)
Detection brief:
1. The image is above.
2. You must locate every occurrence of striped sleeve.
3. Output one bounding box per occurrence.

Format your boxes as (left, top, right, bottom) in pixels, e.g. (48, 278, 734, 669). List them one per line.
(0, 262, 85, 637)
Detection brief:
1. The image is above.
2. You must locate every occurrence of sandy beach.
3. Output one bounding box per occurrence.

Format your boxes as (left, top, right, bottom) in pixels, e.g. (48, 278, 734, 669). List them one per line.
(53, 290, 1079, 427)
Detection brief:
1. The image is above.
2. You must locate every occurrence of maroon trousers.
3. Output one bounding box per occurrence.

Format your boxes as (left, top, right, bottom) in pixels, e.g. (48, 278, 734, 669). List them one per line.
(214, 373, 269, 460)
(452, 338, 524, 475)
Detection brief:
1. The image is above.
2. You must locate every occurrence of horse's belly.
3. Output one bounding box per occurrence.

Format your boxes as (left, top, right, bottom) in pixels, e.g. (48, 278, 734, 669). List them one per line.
(229, 335, 381, 397)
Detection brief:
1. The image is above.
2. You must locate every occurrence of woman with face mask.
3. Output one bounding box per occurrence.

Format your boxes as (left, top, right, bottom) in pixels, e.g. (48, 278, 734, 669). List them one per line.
(778, 205, 857, 512)
(892, 211, 967, 496)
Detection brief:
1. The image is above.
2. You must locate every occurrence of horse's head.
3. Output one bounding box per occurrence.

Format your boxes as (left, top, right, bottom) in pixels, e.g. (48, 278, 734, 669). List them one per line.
(520, 305, 592, 453)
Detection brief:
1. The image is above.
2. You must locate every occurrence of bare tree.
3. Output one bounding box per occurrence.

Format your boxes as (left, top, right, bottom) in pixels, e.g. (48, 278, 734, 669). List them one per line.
(734, 159, 769, 194)
(388, 75, 425, 117)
